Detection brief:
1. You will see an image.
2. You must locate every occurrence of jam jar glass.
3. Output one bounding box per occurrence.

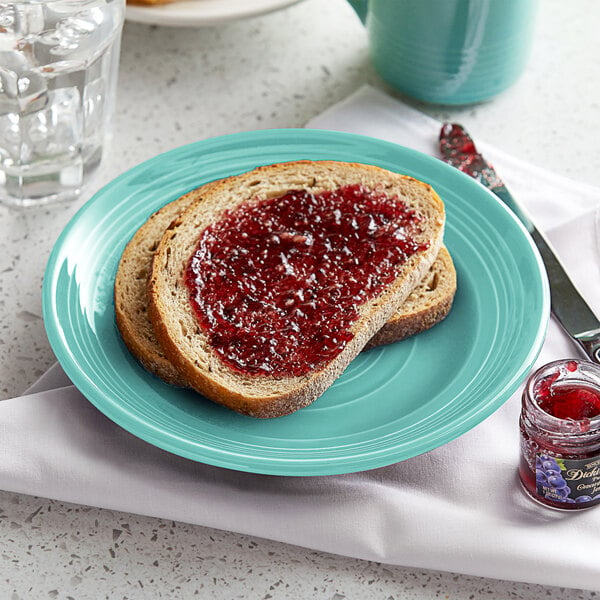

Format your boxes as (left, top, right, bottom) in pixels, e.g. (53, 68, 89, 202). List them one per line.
(519, 359, 600, 510)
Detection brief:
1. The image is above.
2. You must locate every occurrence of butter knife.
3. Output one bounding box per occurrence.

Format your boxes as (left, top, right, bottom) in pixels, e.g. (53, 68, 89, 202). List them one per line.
(439, 123, 600, 364)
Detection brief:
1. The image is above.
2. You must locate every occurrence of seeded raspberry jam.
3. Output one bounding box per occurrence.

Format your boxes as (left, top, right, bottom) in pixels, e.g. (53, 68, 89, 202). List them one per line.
(185, 184, 428, 376)
(519, 360, 600, 510)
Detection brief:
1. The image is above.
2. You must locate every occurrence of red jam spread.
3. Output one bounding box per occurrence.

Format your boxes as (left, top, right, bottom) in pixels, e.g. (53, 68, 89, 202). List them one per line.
(185, 184, 428, 376)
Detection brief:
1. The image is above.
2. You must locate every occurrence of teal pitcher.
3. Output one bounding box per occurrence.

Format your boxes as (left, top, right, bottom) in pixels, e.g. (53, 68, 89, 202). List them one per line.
(347, 0, 539, 105)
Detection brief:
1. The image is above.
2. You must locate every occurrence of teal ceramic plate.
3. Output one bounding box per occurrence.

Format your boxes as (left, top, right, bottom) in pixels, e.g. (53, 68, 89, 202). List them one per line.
(43, 129, 549, 476)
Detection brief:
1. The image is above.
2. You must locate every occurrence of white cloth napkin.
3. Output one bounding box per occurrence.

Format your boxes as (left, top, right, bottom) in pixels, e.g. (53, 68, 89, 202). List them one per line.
(2, 85, 600, 591)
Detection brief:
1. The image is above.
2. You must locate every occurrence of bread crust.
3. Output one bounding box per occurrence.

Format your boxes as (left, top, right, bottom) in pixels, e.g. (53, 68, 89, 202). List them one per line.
(146, 161, 445, 418)
(365, 246, 456, 349)
(114, 183, 219, 386)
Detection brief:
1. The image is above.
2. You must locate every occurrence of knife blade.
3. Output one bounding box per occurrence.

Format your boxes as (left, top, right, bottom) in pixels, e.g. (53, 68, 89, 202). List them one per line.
(439, 123, 600, 364)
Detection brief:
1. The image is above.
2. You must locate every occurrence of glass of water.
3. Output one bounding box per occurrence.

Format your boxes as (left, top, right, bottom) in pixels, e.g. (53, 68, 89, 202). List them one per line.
(0, 0, 125, 207)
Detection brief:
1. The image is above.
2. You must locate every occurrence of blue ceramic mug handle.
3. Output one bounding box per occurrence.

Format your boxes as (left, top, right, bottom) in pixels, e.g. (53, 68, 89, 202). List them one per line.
(347, 0, 368, 23)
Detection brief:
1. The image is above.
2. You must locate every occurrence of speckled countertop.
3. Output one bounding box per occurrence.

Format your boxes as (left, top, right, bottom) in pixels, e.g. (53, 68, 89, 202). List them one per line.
(1, 0, 599, 597)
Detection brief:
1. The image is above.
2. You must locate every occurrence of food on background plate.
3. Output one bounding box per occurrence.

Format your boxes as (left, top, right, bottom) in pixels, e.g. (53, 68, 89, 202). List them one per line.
(127, 0, 176, 5)
(116, 160, 449, 417)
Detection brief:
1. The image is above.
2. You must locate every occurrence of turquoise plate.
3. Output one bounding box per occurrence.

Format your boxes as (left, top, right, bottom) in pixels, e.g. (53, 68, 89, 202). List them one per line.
(43, 129, 550, 476)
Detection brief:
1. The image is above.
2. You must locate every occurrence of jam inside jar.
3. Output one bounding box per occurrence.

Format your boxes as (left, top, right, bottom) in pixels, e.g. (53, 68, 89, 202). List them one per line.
(519, 359, 600, 510)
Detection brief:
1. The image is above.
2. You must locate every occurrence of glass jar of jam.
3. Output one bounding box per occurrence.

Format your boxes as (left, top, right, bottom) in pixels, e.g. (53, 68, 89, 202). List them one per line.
(519, 359, 600, 510)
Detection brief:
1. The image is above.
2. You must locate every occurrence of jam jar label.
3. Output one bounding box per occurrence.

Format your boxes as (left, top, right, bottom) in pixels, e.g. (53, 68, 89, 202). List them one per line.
(536, 453, 600, 506)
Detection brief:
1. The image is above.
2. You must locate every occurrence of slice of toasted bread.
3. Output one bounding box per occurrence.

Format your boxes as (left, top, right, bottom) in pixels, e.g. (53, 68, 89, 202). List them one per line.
(365, 246, 456, 349)
(115, 190, 455, 387)
(146, 160, 445, 418)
